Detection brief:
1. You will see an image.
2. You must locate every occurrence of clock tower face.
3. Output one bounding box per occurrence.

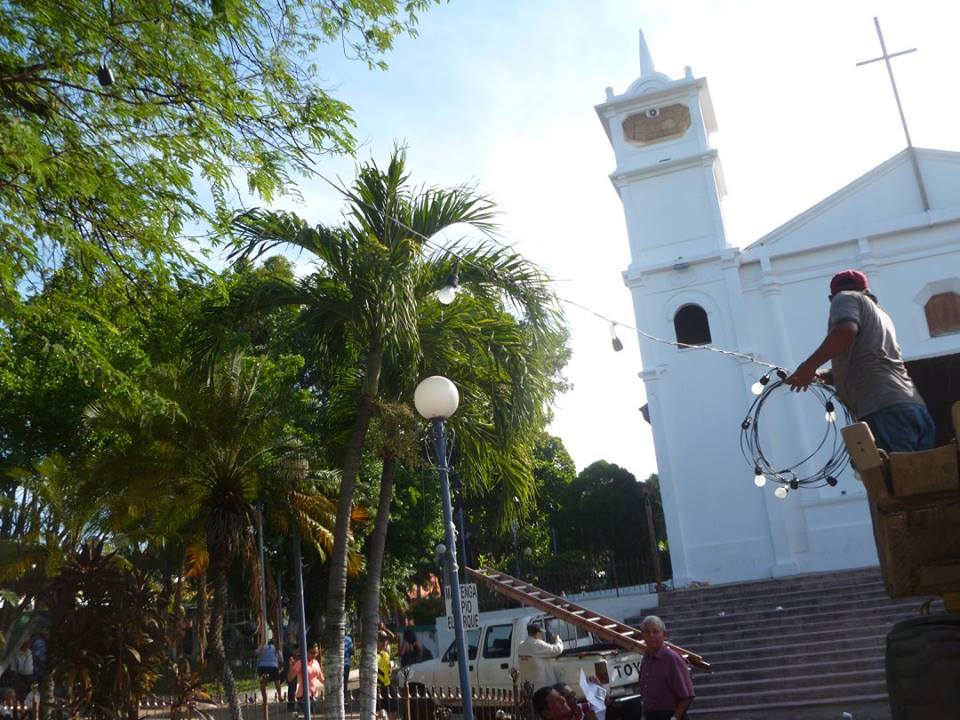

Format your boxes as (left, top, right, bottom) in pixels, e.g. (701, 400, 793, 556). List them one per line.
(622, 103, 692, 145)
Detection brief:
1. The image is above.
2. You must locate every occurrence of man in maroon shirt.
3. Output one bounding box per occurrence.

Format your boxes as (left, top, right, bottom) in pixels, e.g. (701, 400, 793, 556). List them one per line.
(637, 616, 694, 720)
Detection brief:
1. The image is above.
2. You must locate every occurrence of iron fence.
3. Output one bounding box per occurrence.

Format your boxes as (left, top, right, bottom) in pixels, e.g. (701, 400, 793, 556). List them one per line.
(11, 681, 532, 720)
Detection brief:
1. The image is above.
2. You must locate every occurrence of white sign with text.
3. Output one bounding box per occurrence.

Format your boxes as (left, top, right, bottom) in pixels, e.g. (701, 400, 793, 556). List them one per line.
(445, 583, 480, 630)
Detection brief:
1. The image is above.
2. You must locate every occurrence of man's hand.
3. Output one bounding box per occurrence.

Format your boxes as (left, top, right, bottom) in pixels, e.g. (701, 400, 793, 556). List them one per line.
(785, 360, 820, 392)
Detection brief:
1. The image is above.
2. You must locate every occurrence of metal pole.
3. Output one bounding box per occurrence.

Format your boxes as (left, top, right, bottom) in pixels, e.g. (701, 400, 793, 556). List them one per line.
(644, 493, 664, 593)
(276, 572, 284, 649)
(434, 418, 474, 720)
(292, 528, 312, 720)
(256, 507, 269, 646)
(511, 520, 522, 578)
(456, 501, 469, 582)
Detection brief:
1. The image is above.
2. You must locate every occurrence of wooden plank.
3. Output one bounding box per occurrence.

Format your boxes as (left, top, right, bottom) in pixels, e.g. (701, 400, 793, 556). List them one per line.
(841, 422, 884, 472)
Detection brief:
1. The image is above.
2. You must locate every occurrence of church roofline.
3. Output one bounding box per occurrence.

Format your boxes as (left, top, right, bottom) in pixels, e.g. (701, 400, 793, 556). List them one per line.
(744, 147, 960, 252)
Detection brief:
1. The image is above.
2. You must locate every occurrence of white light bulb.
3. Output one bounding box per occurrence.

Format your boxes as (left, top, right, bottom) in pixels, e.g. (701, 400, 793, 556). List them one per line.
(437, 285, 457, 305)
(774, 486, 788, 499)
(751, 382, 763, 395)
(825, 410, 837, 423)
(754, 474, 766, 488)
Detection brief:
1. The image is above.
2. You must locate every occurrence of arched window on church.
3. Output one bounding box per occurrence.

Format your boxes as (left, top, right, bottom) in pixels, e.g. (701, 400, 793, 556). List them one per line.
(924, 292, 960, 337)
(674, 304, 712, 346)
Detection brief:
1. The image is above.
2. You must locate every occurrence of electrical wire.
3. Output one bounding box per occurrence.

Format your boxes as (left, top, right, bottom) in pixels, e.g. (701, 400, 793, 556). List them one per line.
(313, 173, 854, 492)
(315, 173, 782, 371)
(739, 368, 855, 492)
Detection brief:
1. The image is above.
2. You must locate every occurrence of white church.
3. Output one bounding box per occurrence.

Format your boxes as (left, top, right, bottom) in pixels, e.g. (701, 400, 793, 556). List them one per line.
(596, 34, 960, 587)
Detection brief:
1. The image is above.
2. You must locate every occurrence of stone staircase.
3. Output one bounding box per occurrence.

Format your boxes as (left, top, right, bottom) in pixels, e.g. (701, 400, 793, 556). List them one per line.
(633, 566, 942, 720)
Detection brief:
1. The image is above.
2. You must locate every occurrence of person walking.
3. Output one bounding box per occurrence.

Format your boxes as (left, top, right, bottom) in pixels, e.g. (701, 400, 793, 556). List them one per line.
(257, 638, 283, 704)
(786, 269, 935, 452)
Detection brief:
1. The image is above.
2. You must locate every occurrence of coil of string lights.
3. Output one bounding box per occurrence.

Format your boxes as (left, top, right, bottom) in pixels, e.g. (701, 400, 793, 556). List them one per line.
(740, 367, 855, 498)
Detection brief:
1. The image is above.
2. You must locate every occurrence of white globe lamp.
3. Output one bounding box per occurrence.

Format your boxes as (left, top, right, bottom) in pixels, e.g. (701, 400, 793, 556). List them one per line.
(415, 376, 459, 420)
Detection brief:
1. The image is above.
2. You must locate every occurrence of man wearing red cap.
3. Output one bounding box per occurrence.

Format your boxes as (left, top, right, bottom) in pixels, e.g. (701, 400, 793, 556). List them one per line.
(786, 269, 935, 452)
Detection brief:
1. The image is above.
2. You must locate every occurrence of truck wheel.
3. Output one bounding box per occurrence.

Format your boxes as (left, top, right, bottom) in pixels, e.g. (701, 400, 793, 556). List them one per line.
(404, 683, 435, 720)
(886, 612, 960, 719)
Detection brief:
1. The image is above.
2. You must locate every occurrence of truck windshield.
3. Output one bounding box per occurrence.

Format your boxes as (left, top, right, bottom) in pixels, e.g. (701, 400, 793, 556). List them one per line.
(441, 629, 481, 662)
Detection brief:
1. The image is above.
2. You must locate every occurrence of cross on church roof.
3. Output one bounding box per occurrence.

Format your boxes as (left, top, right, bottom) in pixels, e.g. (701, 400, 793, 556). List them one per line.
(856, 16, 929, 211)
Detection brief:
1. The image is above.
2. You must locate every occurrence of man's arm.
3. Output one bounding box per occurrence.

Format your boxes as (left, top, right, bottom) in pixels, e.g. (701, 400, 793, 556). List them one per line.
(524, 636, 564, 657)
(785, 321, 858, 391)
(672, 697, 693, 719)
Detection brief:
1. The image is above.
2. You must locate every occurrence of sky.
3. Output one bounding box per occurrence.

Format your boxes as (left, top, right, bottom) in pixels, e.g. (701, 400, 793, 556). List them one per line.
(252, 0, 960, 480)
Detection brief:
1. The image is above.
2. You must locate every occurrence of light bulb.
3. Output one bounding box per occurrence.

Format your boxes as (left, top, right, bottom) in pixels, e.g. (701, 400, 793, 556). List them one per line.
(754, 474, 766, 488)
(437, 285, 457, 305)
(774, 486, 788, 499)
(825, 410, 837, 423)
(751, 382, 763, 395)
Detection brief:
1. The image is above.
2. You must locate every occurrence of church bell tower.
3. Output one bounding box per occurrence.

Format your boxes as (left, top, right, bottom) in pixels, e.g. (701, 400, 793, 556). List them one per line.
(595, 31, 728, 269)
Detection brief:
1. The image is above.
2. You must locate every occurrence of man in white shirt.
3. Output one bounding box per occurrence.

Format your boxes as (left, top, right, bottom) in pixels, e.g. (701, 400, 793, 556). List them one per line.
(518, 622, 564, 691)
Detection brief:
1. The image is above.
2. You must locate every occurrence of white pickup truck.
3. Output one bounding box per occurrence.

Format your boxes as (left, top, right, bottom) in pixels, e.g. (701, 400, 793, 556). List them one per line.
(403, 613, 644, 710)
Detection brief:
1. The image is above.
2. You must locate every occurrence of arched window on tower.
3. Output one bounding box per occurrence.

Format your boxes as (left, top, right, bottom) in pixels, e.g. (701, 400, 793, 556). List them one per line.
(674, 304, 712, 346)
(924, 292, 960, 337)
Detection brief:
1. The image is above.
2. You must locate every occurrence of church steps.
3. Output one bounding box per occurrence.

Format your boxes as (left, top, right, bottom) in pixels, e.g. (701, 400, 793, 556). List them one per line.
(692, 667, 884, 697)
(654, 573, 888, 609)
(696, 650, 884, 687)
(664, 606, 927, 646)
(642, 567, 915, 718)
(648, 581, 895, 619)
(661, 567, 883, 600)
(688, 678, 888, 710)
(701, 642, 883, 672)
(686, 693, 891, 719)
(659, 594, 924, 635)
(667, 619, 899, 654)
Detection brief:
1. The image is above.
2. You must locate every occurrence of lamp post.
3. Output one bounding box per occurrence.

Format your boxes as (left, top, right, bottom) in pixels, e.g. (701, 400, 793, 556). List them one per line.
(255, 506, 269, 646)
(415, 376, 474, 720)
(282, 454, 312, 720)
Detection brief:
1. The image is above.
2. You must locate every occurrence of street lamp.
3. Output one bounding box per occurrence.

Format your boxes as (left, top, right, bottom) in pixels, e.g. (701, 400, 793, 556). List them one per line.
(414, 376, 474, 720)
(282, 453, 313, 720)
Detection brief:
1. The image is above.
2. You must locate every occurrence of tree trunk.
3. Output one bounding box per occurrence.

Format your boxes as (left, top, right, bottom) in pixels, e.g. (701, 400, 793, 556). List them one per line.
(211, 566, 243, 720)
(322, 347, 383, 720)
(359, 456, 397, 720)
(197, 570, 209, 664)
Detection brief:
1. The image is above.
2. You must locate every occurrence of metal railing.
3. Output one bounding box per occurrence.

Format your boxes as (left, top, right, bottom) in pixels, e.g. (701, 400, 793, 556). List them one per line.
(18, 681, 533, 720)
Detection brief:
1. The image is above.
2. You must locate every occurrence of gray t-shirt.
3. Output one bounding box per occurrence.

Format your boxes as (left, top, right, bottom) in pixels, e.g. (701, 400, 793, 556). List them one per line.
(829, 291, 924, 419)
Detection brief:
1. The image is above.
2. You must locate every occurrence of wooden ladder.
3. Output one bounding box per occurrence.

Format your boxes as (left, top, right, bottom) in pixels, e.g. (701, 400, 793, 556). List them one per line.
(466, 566, 710, 671)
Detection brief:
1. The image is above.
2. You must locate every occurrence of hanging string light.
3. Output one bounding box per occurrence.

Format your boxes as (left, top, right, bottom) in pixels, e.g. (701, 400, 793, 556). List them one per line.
(740, 369, 854, 495)
(610, 323, 624, 352)
(437, 262, 460, 305)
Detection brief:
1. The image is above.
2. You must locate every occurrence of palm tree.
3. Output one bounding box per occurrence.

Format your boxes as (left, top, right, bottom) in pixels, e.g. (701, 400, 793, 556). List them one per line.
(85, 354, 297, 720)
(354, 246, 564, 720)
(224, 149, 548, 720)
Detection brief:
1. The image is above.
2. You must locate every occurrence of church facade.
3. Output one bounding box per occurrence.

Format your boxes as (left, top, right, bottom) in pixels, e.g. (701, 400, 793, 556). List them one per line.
(596, 34, 960, 586)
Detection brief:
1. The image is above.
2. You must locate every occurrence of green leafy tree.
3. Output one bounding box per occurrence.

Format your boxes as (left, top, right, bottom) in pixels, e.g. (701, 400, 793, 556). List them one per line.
(86, 353, 303, 720)
(47, 542, 169, 720)
(0, 0, 435, 348)
(355, 253, 565, 719)
(219, 148, 563, 720)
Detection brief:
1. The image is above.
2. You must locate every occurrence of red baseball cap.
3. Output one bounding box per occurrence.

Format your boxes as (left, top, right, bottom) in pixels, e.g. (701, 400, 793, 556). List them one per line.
(830, 269, 868, 296)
